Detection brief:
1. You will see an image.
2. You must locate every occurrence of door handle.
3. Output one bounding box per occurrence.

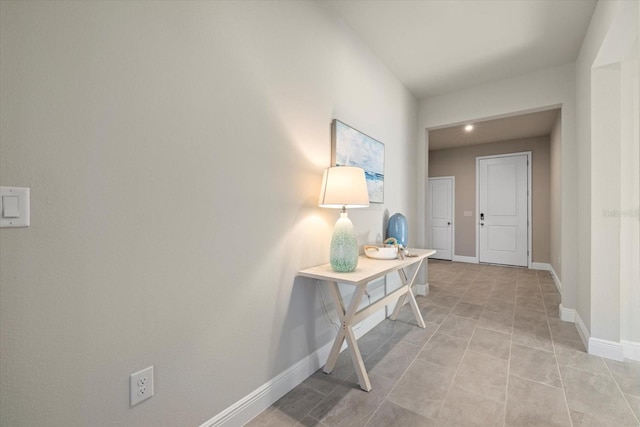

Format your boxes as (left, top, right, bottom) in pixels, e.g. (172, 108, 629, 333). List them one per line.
(447, 222, 451, 226)
(480, 213, 484, 220)
(480, 222, 484, 227)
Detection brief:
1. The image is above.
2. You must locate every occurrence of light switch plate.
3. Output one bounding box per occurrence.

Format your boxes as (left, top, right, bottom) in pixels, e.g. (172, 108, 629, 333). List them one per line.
(2, 196, 19, 218)
(0, 187, 30, 227)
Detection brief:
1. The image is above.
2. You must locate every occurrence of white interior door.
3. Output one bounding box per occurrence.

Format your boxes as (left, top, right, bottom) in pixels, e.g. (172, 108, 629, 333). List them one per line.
(478, 154, 529, 267)
(428, 177, 453, 260)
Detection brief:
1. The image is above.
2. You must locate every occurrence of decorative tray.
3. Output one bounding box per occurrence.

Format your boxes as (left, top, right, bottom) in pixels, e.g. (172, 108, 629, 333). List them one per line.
(364, 245, 399, 260)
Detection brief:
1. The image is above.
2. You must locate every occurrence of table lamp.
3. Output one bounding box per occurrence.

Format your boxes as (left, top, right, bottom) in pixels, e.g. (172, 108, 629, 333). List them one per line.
(319, 166, 369, 272)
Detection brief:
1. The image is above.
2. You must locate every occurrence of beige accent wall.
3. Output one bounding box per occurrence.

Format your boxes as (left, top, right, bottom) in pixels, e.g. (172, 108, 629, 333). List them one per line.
(429, 136, 550, 262)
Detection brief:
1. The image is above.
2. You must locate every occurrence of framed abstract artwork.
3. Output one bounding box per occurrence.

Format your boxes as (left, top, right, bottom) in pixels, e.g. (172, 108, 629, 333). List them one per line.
(331, 120, 385, 204)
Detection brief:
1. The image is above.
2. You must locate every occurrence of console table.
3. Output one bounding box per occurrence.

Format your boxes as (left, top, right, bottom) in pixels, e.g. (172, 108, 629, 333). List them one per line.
(297, 248, 436, 391)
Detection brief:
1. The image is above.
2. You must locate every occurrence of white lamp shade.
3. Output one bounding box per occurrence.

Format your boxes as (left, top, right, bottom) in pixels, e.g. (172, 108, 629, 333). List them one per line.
(319, 166, 370, 208)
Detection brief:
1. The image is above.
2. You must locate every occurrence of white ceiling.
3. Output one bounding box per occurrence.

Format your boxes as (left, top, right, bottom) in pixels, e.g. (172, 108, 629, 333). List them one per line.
(327, 0, 597, 98)
(428, 108, 560, 150)
(327, 1, 595, 147)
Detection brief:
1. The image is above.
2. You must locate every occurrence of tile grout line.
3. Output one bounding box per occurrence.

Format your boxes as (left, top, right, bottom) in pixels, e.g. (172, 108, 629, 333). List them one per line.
(298, 385, 330, 426)
(502, 271, 521, 427)
(434, 309, 479, 422)
(363, 304, 444, 426)
(304, 313, 422, 426)
(603, 357, 640, 426)
(541, 272, 575, 427)
(427, 267, 487, 422)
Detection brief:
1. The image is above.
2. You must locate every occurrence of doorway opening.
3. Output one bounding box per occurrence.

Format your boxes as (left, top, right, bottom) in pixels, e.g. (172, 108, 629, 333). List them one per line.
(427, 107, 558, 269)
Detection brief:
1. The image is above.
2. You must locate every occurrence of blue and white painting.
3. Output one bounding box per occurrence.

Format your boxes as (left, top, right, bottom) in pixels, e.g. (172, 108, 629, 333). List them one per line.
(333, 120, 384, 203)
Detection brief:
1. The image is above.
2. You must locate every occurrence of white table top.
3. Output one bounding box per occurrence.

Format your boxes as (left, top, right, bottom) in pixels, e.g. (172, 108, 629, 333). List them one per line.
(298, 248, 436, 286)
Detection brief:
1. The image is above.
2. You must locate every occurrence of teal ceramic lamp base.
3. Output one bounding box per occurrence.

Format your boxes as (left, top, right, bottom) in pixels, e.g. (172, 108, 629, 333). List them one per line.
(330, 212, 358, 272)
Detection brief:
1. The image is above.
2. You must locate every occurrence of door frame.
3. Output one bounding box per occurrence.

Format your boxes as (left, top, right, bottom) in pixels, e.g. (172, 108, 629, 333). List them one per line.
(475, 152, 532, 268)
(427, 176, 455, 260)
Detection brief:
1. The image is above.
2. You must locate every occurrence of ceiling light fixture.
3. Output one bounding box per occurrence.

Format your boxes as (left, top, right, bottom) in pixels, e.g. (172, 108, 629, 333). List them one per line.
(464, 124, 474, 132)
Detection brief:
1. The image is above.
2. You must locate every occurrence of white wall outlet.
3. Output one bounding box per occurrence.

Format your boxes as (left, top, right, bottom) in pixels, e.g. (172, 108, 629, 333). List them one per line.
(130, 366, 154, 406)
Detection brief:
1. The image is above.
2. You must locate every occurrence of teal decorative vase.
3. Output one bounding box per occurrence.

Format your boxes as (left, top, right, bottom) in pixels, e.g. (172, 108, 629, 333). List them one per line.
(330, 212, 358, 272)
(387, 213, 408, 247)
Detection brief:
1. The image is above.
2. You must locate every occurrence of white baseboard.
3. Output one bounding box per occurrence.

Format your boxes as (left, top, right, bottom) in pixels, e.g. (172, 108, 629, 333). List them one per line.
(566, 311, 636, 362)
(531, 262, 551, 271)
(200, 310, 386, 427)
(589, 337, 624, 361)
(574, 311, 624, 361)
(415, 283, 429, 296)
(622, 340, 640, 361)
(559, 304, 575, 323)
(452, 255, 478, 264)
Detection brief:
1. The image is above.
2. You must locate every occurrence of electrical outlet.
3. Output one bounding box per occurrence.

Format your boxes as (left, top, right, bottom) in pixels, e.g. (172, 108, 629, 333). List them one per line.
(130, 366, 154, 406)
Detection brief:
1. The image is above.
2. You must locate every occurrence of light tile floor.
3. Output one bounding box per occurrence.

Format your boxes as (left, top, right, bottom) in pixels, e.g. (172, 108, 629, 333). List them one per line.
(247, 260, 640, 426)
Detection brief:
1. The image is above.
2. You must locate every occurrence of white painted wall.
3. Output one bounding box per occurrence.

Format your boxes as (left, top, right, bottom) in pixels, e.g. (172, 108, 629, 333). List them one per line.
(550, 112, 562, 280)
(0, 2, 417, 425)
(574, 0, 616, 332)
(619, 40, 640, 345)
(590, 64, 622, 342)
(418, 63, 577, 310)
(575, 0, 639, 349)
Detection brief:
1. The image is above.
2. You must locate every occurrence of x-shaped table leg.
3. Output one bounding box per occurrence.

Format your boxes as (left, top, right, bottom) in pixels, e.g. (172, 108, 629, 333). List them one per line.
(322, 282, 371, 392)
(390, 258, 426, 328)
(321, 259, 427, 392)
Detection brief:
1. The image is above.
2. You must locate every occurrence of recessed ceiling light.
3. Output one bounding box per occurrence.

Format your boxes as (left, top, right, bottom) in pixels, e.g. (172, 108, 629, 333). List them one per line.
(464, 124, 474, 132)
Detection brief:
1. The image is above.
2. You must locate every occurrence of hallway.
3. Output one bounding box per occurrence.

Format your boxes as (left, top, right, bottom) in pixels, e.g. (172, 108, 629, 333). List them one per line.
(248, 260, 640, 426)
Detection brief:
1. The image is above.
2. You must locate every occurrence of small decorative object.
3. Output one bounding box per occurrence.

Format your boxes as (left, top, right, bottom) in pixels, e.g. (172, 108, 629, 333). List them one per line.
(384, 237, 408, 259)
(387, 213, 408, 247)
(332, 120, 385, 203)
(319, 166, 370, 272)
(384, 237, 398, 245)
